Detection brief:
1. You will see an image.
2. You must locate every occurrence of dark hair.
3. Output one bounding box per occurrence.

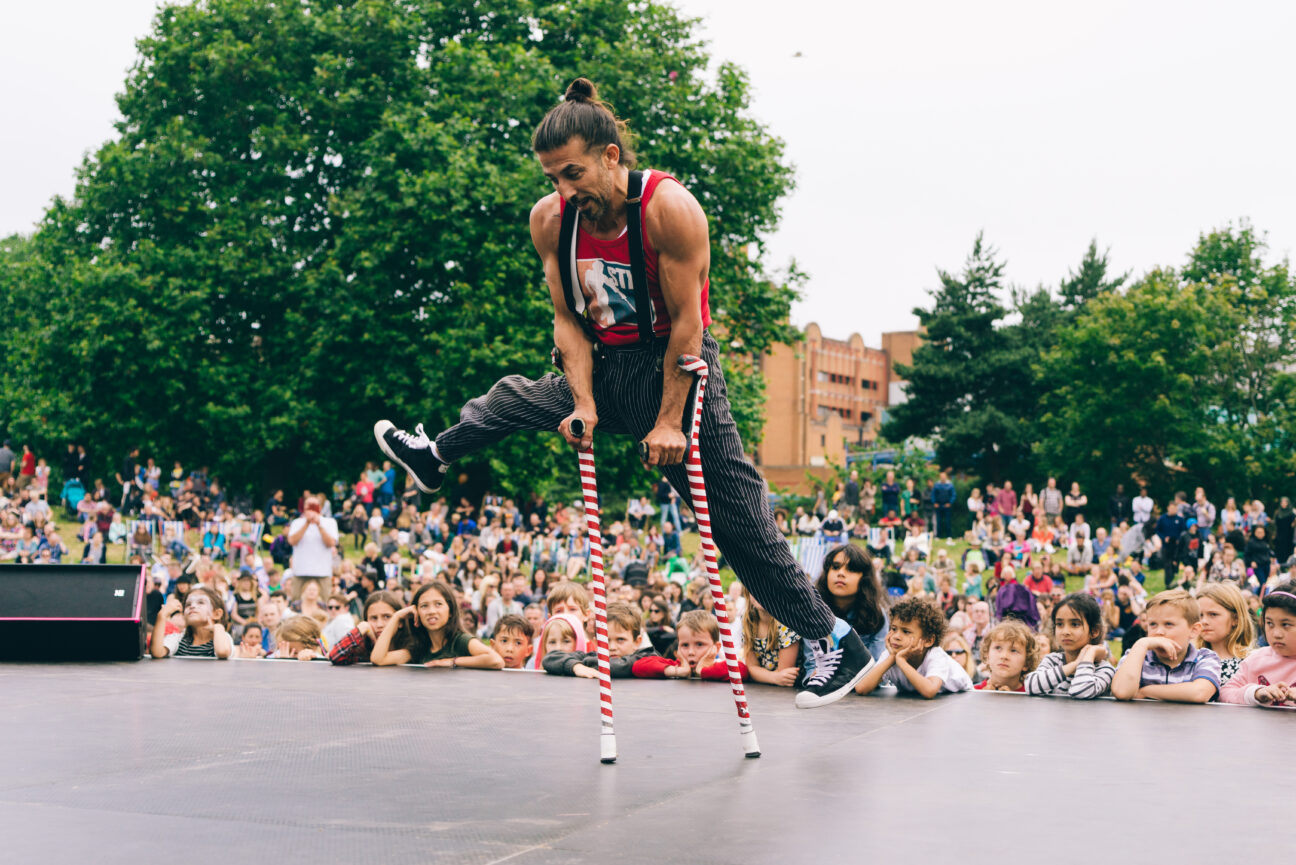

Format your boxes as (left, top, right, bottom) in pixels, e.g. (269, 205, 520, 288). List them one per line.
(362, 590, 402, 620)
(532, 78, 636, 166)
(815, 543, 886, 638)
(1262, 581, 1296, 618)
(493, 613, 533, 640)
(390, 582, 465, 662)
(888, 597, 946, 645)
(1052, 592, 1105, 646)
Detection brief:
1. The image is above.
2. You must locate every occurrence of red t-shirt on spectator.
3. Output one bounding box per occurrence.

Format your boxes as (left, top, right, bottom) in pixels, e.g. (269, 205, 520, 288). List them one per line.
(355, 480, 374, 504)
(1025, 574, 1053, 595)
(20, 452, 35, 476)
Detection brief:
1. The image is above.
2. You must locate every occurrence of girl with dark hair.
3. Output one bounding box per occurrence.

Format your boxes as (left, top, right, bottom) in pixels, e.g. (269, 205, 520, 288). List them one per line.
(813, 544, 888, 662)
(328, 590, 403, 666)
(1025, 593, 1114, 699)
(370, 582, 502, 669)
(150, 585, 232, 659)
(1222, 582, 1296, 706)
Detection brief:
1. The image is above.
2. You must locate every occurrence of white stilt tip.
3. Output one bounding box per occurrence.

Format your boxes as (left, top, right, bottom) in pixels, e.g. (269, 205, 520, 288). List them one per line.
(600, 734, 618, 764)
(741, 728, 761, 758)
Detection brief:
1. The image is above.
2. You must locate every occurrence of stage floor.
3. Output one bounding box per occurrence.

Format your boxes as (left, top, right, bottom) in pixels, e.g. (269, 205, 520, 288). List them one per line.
(0, 660, 1288, 865)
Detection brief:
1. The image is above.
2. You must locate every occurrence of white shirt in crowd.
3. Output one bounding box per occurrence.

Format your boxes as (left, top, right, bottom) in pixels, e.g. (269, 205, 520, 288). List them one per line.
(1132, 494, 1154, 524)
(322, 611, 356, 650)
(287, 515, 338, 578)
(880, 646, 973, 694)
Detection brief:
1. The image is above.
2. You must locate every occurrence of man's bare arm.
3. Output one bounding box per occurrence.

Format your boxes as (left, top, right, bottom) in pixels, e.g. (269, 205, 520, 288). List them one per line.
(640, 181, 708, 466)
(531, 194, 597, 450)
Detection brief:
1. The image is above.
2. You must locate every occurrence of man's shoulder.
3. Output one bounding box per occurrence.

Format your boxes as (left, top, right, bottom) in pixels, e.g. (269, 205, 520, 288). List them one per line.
(530, 192, 563, 251)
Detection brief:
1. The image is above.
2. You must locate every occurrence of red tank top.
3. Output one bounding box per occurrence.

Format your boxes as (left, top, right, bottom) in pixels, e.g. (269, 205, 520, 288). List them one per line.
(558, 170, 712, 346)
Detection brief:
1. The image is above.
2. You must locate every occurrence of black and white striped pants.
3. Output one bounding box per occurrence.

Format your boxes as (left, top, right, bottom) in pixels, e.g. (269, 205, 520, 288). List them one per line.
(436, 331, 836, 639)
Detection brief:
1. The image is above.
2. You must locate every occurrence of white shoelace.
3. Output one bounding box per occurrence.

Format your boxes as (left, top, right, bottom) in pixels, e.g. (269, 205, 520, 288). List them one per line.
(392, 423, 431, 450)
(804, 641, 842, 687)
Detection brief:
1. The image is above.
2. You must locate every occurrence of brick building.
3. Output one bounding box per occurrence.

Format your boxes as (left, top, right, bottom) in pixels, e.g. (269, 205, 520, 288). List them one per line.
(755, 323, 919, 494)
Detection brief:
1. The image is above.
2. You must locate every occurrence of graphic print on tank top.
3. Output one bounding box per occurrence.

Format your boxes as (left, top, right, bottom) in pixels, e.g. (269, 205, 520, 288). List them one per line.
(576, 256, 652, 331)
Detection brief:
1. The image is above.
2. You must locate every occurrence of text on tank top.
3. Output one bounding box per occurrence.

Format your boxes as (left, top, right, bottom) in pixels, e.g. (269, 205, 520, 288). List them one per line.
(559, 169, 712, 346)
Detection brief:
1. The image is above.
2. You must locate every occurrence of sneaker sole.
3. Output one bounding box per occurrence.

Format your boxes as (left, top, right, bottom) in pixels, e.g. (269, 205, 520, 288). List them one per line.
(372, 420, 440, 494)
(794, 656, 877, 709)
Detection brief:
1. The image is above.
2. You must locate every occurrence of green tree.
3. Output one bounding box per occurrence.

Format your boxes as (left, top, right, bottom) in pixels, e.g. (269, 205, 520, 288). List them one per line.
(1059, 238, 1127, 311)
(883, 233, 1031, 481)
(2, 0, 798, 501)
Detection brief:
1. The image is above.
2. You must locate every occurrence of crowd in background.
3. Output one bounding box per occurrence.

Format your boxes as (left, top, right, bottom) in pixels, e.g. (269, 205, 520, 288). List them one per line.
(3, 441, 1294, 708)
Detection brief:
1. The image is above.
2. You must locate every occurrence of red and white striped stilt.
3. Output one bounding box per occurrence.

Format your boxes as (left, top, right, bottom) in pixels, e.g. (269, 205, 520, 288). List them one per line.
(675, 354, 761, 758)
(570, 418, 617, 764)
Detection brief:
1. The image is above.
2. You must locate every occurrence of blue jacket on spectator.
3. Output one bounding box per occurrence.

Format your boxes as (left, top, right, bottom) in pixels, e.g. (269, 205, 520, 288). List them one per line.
(1156, 513, 1186, 543)
(932, 481, 956, 506)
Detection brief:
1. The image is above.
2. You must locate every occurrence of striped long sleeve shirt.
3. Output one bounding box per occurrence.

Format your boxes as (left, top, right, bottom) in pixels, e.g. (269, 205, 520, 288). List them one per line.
(1025, 652, 1115, 699)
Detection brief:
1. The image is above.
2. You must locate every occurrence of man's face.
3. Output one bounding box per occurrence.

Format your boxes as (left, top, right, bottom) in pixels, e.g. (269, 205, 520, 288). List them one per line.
(971, 603, 990, 626)
(538, 138, 618, 224)
(549, 598, 588, 622)
(500, 582, 515, 602)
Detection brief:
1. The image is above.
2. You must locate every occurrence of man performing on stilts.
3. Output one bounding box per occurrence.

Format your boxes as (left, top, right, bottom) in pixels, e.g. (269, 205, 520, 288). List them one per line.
(374, 77, 873, 709)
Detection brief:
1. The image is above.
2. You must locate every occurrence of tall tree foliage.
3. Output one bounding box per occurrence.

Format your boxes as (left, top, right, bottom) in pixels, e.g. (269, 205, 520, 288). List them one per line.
(0, 0, 798, 500)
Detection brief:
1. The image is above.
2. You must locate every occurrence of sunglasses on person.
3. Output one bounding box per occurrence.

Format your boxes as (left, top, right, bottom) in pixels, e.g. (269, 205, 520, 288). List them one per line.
(327, 604, 343, 611)
(948, 649, 968, 656)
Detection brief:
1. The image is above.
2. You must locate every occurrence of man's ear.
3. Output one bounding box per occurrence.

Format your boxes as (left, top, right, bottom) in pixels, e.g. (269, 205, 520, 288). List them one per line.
(602, 142, 620, 169)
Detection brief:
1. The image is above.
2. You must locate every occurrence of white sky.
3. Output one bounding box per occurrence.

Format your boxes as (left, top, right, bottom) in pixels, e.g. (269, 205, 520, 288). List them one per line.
(4, 1, 1295, 345)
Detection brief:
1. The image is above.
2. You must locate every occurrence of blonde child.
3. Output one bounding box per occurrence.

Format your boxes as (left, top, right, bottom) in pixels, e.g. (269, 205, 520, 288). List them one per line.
(1194, 582, 1254, 684)
(632, 610, 749, 681)
(273, 616, 325, 661)
(543, 603, 653, 677)
(941, 633, 979, 684)
(741, 586, 800, 687)
(974, 620, 1038, 692)
(1111, 589, 1220, 703)
(1222, 582, 1296, 706)
(546, 582, 593, 640)
(855, 597, 971, 698)
(529, 612, 588, 671)
(1026, 593, 1114, 699)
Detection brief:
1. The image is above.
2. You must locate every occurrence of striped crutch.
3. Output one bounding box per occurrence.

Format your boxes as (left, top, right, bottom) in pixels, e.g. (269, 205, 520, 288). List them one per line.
(644, 354, 761, 758)
(568, 417, 617, 764)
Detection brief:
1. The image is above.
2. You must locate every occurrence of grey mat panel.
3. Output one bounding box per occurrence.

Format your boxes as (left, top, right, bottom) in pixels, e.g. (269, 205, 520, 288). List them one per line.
(0, 661, 1286, 864)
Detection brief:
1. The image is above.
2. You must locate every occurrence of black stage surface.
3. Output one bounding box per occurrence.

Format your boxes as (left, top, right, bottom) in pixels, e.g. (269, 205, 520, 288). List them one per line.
(2, 660, 1289, 865)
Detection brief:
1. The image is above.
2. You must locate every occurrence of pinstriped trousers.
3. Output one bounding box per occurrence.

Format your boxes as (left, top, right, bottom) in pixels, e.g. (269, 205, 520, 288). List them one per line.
(435, 332, 837, 639)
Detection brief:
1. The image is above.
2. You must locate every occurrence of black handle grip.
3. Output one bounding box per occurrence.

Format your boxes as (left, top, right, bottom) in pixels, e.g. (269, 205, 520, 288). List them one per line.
(569, 418, 586, 438)
(638, 441, 650, 462)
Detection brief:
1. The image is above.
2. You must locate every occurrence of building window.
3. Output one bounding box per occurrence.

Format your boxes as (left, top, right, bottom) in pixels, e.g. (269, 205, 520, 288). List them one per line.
(820, 434, 826, 447)
(817, 371, 828, 383)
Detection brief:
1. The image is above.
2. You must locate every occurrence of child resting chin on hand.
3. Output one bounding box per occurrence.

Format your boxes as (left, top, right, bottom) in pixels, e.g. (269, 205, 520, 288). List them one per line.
(543, 602, 655, 678)
(632, 610, 749, 681)
(1111, 589, 1220, 703)
(854, 597, 972, 698)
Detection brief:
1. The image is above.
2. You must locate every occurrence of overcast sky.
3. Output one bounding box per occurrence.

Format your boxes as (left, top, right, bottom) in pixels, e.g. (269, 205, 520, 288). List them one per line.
(4, 1, 1294, 345)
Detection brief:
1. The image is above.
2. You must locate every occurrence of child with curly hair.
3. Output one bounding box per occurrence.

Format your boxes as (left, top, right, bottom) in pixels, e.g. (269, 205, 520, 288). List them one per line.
(974, 620, 1038, 692)
(855, 597, 971, 698)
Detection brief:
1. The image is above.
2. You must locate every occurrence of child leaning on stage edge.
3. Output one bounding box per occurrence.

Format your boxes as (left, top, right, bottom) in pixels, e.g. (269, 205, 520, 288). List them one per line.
(492, 614, 535, 670)
(150, 585, 233, 659)
(1194, 582, 1254, 685)
(233, 623, 266, 658)
(974, 620, 1039, 692)
(1111, 589, 1221, 703)
(633, 610, 750, 681)
(544, 603, 655, 678)
(1222, 581, 1296, 707)
(741, 586, 801, 687)
(327, 590, 402, 666)
(1025, 593, 1115, 699)
(546, 581, 593, 639)
(855, 597, 971, 698)
(529, 612, 589, 671)
(371, 582, 504, 669)
(272, 616, 325, 661)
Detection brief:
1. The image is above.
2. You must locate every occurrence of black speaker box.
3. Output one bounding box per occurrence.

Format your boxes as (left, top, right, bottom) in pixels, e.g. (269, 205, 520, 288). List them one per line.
(0, 564, 148, 661)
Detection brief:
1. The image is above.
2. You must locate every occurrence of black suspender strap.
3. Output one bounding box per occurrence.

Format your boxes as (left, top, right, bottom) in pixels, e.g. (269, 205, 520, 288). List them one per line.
(557, 170, 654, 345)
(624, 170, 654, 344)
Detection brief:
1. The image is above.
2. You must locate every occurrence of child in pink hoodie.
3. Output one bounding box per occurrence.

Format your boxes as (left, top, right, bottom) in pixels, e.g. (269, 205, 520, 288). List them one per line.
(1221, 582, 1296, 707)
(529, 612, 589, 671)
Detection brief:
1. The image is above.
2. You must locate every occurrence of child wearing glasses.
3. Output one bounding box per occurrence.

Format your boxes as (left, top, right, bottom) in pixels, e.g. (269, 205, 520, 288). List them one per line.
(321, 592, 357, 650)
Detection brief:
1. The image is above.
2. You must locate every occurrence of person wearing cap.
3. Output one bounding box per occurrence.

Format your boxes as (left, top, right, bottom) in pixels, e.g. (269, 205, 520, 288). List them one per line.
(286, 495, 338, 603)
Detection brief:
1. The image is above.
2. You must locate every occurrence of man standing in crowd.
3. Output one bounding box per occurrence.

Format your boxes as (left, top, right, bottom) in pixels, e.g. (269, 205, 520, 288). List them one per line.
(1109, 483, 1131, 527)
(1193, 487, 1216, 543)
(1155, 500, 1186, 585)
(880, 469, 901, 518)
(1040, 477, 1063, 526)
(657, 476, 681, 531)
(994, 480, 1017, 522)
(841, 469, 860, 521)
(287, 495, 338, 602)
(933, 470, 955, 542)
(1132, 485, 1154, 526)
(115, 446, 140, 513)
(62, 443, 81, 486)
(373, 77, 876, 708)
(0, 439, 17, 493)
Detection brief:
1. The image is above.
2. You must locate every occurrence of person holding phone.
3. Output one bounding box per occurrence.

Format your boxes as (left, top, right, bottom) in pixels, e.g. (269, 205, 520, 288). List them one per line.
(287, 495, 338, 603)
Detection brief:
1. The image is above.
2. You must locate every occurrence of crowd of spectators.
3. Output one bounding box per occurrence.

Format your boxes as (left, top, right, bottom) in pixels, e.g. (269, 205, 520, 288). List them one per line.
(4, 443, 1294, 709)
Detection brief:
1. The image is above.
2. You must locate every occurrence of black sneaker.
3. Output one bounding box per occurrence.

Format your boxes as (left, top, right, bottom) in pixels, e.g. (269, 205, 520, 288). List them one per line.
(795, 628, 875, 709)
(373, 421, 447, 493)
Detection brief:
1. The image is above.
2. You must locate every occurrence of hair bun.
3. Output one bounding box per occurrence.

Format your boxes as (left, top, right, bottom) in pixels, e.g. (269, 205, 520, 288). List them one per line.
(564, 77, 597, 103)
